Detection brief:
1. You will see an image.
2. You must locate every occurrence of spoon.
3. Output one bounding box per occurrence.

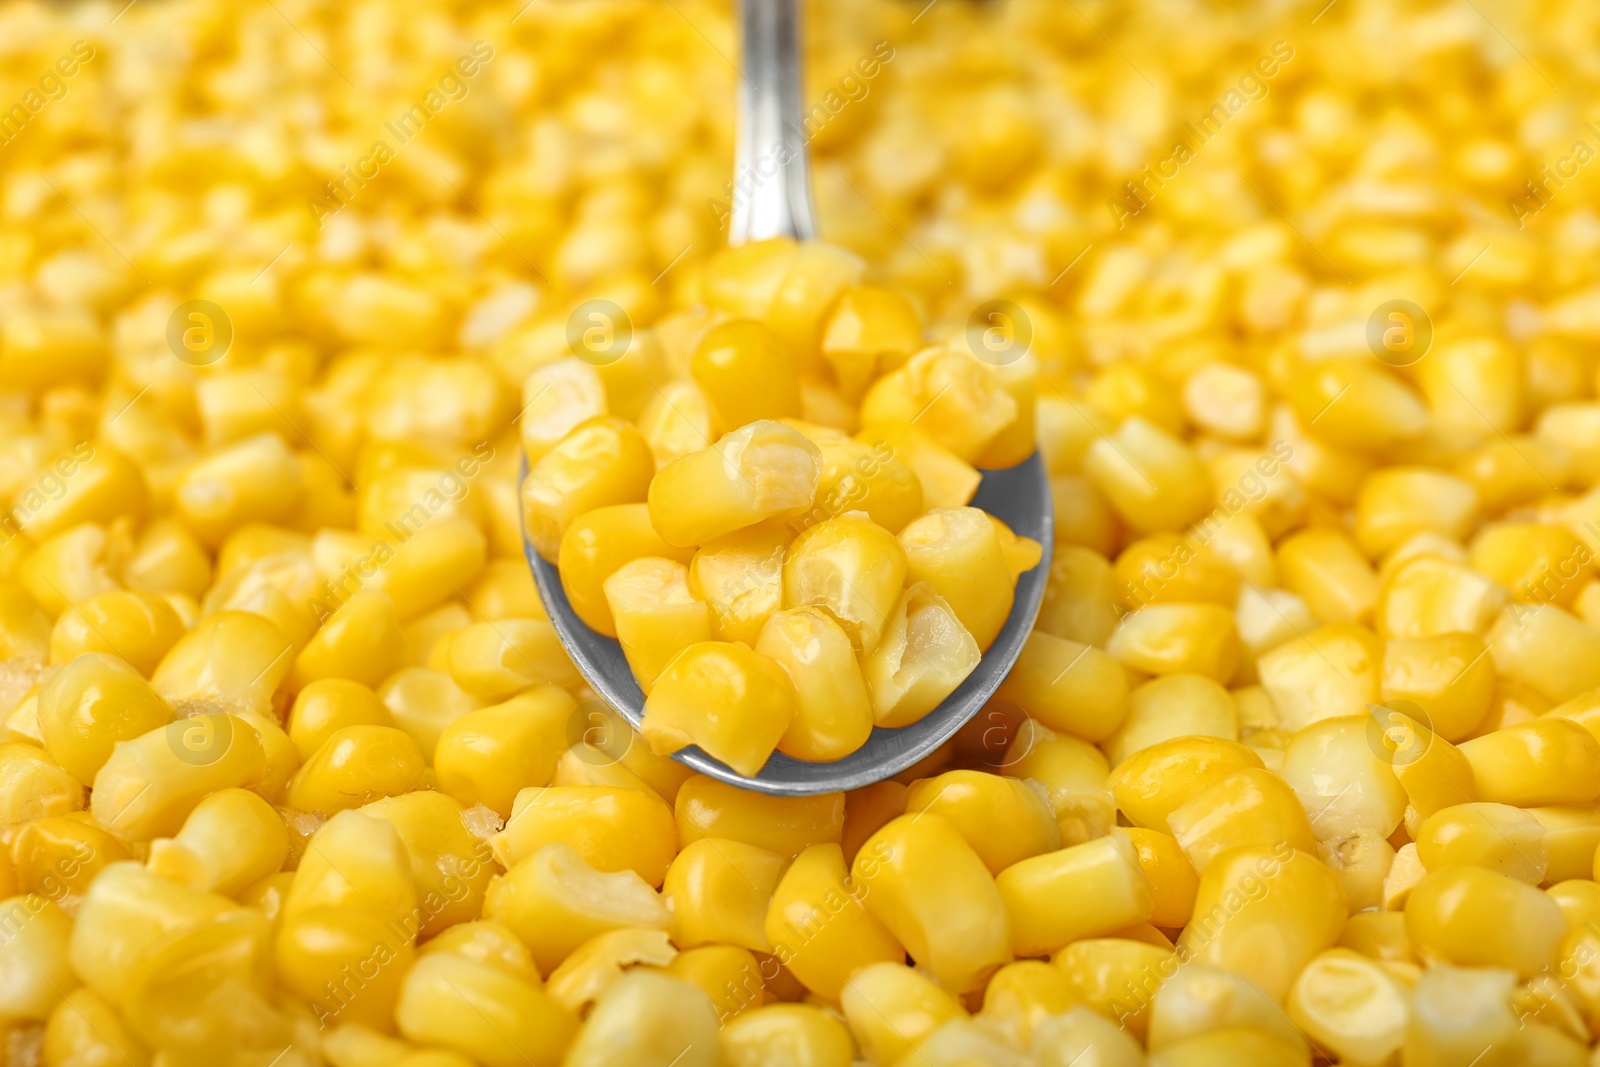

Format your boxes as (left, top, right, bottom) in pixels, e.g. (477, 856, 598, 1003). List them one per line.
(524, 0, 1054, 795)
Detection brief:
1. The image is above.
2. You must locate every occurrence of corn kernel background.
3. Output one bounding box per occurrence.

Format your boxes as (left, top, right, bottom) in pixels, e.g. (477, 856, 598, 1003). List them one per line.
(4, 0, 1600, 1064)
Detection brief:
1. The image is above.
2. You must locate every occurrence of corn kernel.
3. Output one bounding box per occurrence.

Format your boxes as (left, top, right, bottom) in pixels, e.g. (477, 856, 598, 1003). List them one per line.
(903, 771, 1058, 875)
(860, 347, 1018, 463)
(523, 416, 654, 561)
(675, 776, 843, 858)
(648, 421, 821, 548)
(1084, 418, 1213, 535)
(861, 582, 980, 728)
(997, 833, 1152, 957)
(447, 618, 580, 700)
(754, 607, 873, 762)
(287, 678, 391, 761)
(396, 951, 576, 1067)
(641, 642, 796, 776)
(1105, 674, 1237, 766)
(493, 784, 676, 887)
(285, 726, 425, 814)
(1256, 621, 1382, 731)
(605, 557, 711, 692)
(1166, 767, 1318, 872)
(562, 970, 718, 1067)
(1405, 866, 1563, 979)
(1414, 802, 1547, 884)
(691, 320, 802, 431)
(37, 652, 174, 786)
(558, 503, 696, 637)
(765, 842, 903, 1001)
(433, 687, 574, 818)
(720, 1003, 854, 1067)
(1458, 717, 1600, 806)
(145, 787, 288, 896)
(856, 422, 982, 512)
(839, 961, 963, 1066)
(1281, 716, 1407, 841)
(291, 588, 405, 691)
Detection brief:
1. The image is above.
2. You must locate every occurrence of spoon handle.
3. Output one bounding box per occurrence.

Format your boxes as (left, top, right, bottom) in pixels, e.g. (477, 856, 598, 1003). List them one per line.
(731, 0, 817, 244)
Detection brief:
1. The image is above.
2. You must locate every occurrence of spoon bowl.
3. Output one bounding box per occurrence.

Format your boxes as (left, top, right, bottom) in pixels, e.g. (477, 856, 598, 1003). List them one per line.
(523, 0, 1055, 794)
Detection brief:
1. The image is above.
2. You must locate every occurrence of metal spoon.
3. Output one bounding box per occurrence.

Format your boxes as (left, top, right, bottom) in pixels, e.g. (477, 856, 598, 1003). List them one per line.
(524, 0, 1054, 795)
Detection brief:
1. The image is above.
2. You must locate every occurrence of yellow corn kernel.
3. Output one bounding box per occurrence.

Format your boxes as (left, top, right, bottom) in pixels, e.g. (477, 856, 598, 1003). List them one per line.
(1459, 434, 1570, 514)
(862, 582, 980, 728)
(1123, 827, 1199, 929)
(290, 589, 405, 694)
(287, 678, 391, 761)
(896, 507, 1013, 649)
(14, 522, 120, 618)
(763, 842, 902, 1001)
(523, 416, 654, 562)
(368, 518, 488, 623)
(1178, 845, 1346, 1002)
(1415, 802, 1546, 884)
(1381, 632, 1495, 741)
(20, 446, 146, 544)
(755, 607, 873, 762)
(997, 834, 1152, 958)
(519, 358, 607, 465)
(396, 950, 576, 1067)
(1406, 866, 1563, 979)
(0, 893, 75, 1020)
(1147, 962, 1305, 1054)
(379, 667, 487, 756)
(995, 631, 1126, 744)
(558, 503, 694, 637)
(821, 286, 921, 400)
(1472, 522, 1592, 607)
(1006, 723, 1116, 845)
(1166, 766, 1318, 872)
(1149, 1028, 1312, 1066)
(642, 642, 796, 776)
(1087, 362, 1183, 434)
(1402, 964, 1523, 1067)
(37, 651, 173, 785)
(675, 775, 842, 858)
(447, 618, 579, 700)
(666, 944, 766, 1022)
(0, 583, 50, 662)
(67, 861, 241, 1007)
(902, 771, 1058, 875)
(145, 787, 287, 896)
(174, 432, 303, 547)
(978, 960, 1077, 1047)
(1053, 937, 1174, 1042)
(856, 422, 982, 512)
(648, 421, 821, 548)
(605, 557, 711, 693)
(127, 909, 281, 1053)
(281, 808, 417, 930)
(637, 378, 714, 473)
(720, 1002, 854, 1067)
(9, 813, 125, 910)
(284, 725, 425, 814)
(1291, 357, 1428, 453)
(1529, 807, 1600, 883)
(1354, 467, 1479, 559)
(89, 714, 265, 840)
(1033, 1006, 1145, 1067)
(1106, 603, 1239, 682)
(853, 813, 1008, 992)
(689, 320, 801, 432)
(663, 838, 784, 954)
(1339, 910, 1416, 964)
(1375, 556, 1506, 642)
(1114, 532, 1239, 610)
(1035, 545, 1121, 650)
(688, 519, 791, 645)
(1276, 528, 1378, 624)
(151, 610, 295, 718)
(1485, 603, 1600, 705)
(0, 742, 84, 827)
(782, 512, 907, 655)
(433, 687, 573, 818)
(544, 927, 676, 1014)
(839, 961, 964, 1067)
(357, 463, 482, 540)
(1083, 417, 1212, 535)
(1105, 674, 1237, 766)
(860, 347, 1018, 463)
(43, 987, 149, 1067)
(467, 558, 544, 623)
(562, 970, 717, 1067)
(1107, 735, 1264, 831)
(1281, 716, 1407, 840)
(48, 590, 183, 677)
(1, 309, 104, 389)
(1460, 717, 1600, 806)
(483, 840, 669, 972)
(1320, 827, 1397, 912)
(1256, 621, 1382, 731)
(493, 784, 676, 887)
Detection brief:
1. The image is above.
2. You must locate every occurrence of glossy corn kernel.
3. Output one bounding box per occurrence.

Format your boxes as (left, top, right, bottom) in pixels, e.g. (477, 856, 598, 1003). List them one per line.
(856, 422, 982, 512)
(150, 610, 295, 718)
(819, 286, 921, 401)
(396, 951, 577, 1067)
(763, 842, 903, 1001)
(519, 358, 607, 465)
(902, 770, 1058, 875)
(1281, 716, 1407, 841)
(290, 588, 405, 693)
(1123, 826, 1200, 928)
(1105, 674, 1237, 766)
(484, 843, 670, 975)
(686, 519, 791, 645)
(720, 1003, 855, 1067)
(1375, 555, 1506, 641)
(1166, 767, 1318, 871)
(995, 630, 1128, 742)
(897, 507, 1016, 650)
(641, 641, 796, 776)
(145, 787, 287, 895)
(647, 421, 821, 548)
(1530, 807, 1600, 883)
(48, 590, 184, 677)
(1405, 866, 1563, 979)
(691, 319, 802, 430)
(1381, 632, 1495, 741)
(285, 725, 425, 814)
(1256, 621, 1382, 730)
(9, 814, 126, 910)
(1354, 468, 1480, 559)
(1402, 964, 1520, 1067)
(493, 784, 676, 887)
(1277, 527, 1378, 624)
(1458, 717, 1600, 807)
(1114, 532, 1239, 610)
(287, 678, 392, 760)
(1107, 735, 1264, 831)
(1484, 603, 1600, 706)
(543, 926, 676, 1014)
(637, 378, 714, 471)
(1006, 723, 1116, 845)
(276, 904, 415, 1029)
(281, 808, 417, 929)
(1178, 845, 1347, 1003)
(666, 943, 766, 1022)
(433, 686, 573, 817)
(782, 512, 907, 655)
(90, 714, 265, 841)
(978, 960, 1077, 1047)
(174, 432, 304, 547)
(1148, 962, 1305, 1057)
(1106, 603, 1239, 682)
(852, 813, 1008, 992)
(563, 970, 719, 1067)
(447, 617, 578, 699)
(861, 582, 980, 728)
(1080, 417, 1212, 535)
(558, 503, 696, 636)
(662, 837, 784, 954)
(839, 961, 964, 1066)
(1472, 522, 1592, 607)
(368, 518, 488, 623)
(1284, 947, 1409, 1066)
(1054, 937, 1175, 1042)
(860, 347, 1017, 463)
(523, 416, 654, 561)
(996, 832, 1153, 959)
(1414, 802, 1545, 884)
(605, 557, 711, 693)
(37, 651, 173, 785)
(42, 986, 150, 1067)
(675, 776, 843, 858)
(754, 607, 873, 762)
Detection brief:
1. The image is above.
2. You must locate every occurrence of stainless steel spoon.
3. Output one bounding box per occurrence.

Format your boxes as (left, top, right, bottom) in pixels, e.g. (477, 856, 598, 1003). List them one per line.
(524, 0, 1054, 795)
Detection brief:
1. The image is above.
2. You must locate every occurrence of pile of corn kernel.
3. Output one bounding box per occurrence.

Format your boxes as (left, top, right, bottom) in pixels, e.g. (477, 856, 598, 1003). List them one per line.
(4, 0, 1600, 1064)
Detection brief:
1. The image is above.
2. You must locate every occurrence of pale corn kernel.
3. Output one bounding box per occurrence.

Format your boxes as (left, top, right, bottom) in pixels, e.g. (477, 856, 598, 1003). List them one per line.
(996, 833, 1152, 957)
(544, 927, 677, 1014)
(16, 445, 147, 544)
(1414, 802, 1547, 884)
(1530, 807, 1600, 883)
(1183, 363, 1265, 441)
(10, 814, 128, 911)
(1405, 866, 1563, 979)
(605, 557, 711, 693)
(720, 1003, 856, 1067)
(49, 590, 183, 676)
(483, 843, 669, 976)
(754, 607, 873, 762)
(855, 422, 982, 512)
(782, 512, 907, 655)
(17, 523, 122, 617)
(522, 416, 654, 561)
(1286, 948, 1408, 1067)
(1277, 527, 1378, 624)
(1381, 632, 1495, 741)
(1280, 716, 1407, 841)
(1083, 417, 1213, 535)
(1105, 674, 1236, 766)
(861, 582, 981, 728)
(1166, 767, 1318, 872)
(1317, 829, 1396, 913)
(447, 618, 580, 700)
(37, 652, 173, 785)
(1105, 602, 1240, 682)
(89, 715, 265, 841)
(902, 771, 1059, 875)
(396, 951, 577, 1067)
(853, 813, 1010, 993)
(788, 422, 923, 533)
(979, 960, 1078, 1047)
(647, 421, 822, 548)
(1374, 555, 1506, 640)
(519, 358, 607, 465)
(766, 843, 903, 1002)
(686, 519, 791, 645)
(42, 987, 150, 1067)
(1484, 603, 1600, 705)
(493, 784, 676, 887)
(1148, 964, 1306, 1053)
(1339, 910, 1417, 964)
(144, 786, 287, 896)
(859, 347, 1018, 463)
(150, 610, 295, 718)
(1402, 965, 1520, 1067)
(839, 962, 964, 1067)
(1007, 722, 1117, 845)
(1354, 467, 1479, 559)
(1032, 1007, 1145, 1067)
(1256, 621, 1383, 731)
(559, 503, 695, 637)
(1383, 843, 1428, 912)
(637, 378, 714, 472)
(1035, 545, 1123, 648)
(822, 285, 923, 401)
